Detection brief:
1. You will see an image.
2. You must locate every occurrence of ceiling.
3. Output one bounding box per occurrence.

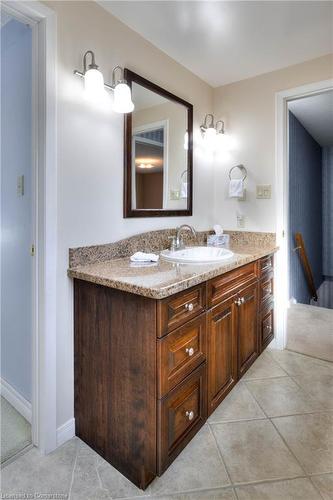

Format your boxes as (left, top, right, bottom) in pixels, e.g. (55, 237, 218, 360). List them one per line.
(1, 12, 13, 28)
(132, 82, 167, 111)
(98, 1, 333, 87)
(288, 91, 333, 146)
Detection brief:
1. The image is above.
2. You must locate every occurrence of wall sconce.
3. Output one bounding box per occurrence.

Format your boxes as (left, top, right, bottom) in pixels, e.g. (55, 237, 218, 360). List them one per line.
(74, 50, 134, 113)
(200, 114, 231, 151)
(200, 114, 217, 146)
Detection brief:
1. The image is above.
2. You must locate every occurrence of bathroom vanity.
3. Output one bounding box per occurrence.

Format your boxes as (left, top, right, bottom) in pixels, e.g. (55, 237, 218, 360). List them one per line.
(69, 233, 275, 489)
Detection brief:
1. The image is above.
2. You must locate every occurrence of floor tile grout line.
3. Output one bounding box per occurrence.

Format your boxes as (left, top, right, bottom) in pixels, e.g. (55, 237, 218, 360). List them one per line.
(119, 472, 333, 499)
(285, 347, 333, 366)
(309, 476, 328, 500)
(270, 348, 333, 374)
(208, 416, 268, 425)
(268, 417, 308, 476)
(233, 380, 309, 477)
(262, 350, 291, 377)
(207, 422, 234, 487)
(290, 374, 332, 410)
(95, 460, 113, 499)
(232, 472, 317, 488)
(123, 483, 239, 499)
(242, 378, 330, 418)
(240, 381, 270, 420)
(67, 442, 79, 500)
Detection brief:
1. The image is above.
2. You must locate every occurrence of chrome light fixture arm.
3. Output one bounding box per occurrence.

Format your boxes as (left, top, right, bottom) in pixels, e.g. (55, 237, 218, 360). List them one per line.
(200, 113, 215, 136)
(73, 51, 127, 93)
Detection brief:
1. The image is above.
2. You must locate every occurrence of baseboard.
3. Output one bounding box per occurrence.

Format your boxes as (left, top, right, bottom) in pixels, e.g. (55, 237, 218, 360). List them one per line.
(0, 378, 32, 423)
(56, 418, 75, 447)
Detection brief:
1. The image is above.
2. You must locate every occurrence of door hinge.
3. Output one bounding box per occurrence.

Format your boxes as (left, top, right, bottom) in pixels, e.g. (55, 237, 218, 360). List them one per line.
(31, 244, 35, 256)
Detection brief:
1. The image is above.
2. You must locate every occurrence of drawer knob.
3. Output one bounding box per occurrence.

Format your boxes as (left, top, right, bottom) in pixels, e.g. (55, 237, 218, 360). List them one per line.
(185, 410, 194, 421)
(185, 347, 194, 356)
(185, 302, 194, 312)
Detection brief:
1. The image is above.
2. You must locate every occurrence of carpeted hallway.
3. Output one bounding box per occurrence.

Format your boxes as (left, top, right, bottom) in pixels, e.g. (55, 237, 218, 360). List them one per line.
(287, 303, 333, 362)
(1, 397, 31, 465)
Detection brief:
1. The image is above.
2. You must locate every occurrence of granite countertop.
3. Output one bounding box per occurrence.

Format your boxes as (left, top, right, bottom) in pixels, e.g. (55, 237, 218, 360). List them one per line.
(68, 243, 278, 299)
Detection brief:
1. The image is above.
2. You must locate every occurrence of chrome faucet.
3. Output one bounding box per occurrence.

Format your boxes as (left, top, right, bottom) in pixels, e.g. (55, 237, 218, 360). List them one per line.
(173, 224, 197, 250)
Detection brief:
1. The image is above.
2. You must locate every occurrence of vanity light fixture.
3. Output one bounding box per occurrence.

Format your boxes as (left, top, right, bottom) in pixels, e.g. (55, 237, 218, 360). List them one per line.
(74, 51, 134, 113)
(200, 113, 216, 145)
(138, 163, 154, 169)
(112, 66, 134, 113)
(200, 114, 231, 150)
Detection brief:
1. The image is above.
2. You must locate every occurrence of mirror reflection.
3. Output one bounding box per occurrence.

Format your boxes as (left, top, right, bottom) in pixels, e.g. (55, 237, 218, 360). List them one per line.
(131, 82, 189, 211)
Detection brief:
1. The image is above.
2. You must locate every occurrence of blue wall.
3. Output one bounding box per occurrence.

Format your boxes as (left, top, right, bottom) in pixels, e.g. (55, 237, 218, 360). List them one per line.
(1, 19, 33, 402)
(322, 146, 333, 278)
(289, 111, 323, 304)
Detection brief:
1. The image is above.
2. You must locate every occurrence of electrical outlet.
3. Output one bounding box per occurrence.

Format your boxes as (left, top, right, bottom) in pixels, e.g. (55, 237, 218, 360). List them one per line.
(256, 184, 271, 199)
(237, 214, 245, 228)
(170, 190, 180, 200)
(17, 175, 24, 196)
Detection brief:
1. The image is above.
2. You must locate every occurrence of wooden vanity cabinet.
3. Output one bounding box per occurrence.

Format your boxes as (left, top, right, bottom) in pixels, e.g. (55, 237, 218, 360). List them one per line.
(74, 254, 274, 490)
(207, 296, 238, 414)
(237, 280, 260, 378)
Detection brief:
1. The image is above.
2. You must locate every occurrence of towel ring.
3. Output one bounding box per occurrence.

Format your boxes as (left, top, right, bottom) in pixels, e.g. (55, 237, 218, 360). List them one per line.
(181, 169, 188, 181)
(229, 164, 247, 181)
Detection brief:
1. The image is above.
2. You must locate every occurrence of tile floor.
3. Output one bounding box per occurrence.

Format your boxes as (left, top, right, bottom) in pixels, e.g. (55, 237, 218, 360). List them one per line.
(1, 349, 332, 500)
(287, 303, 333, 362)
(1, 397, 31, 464)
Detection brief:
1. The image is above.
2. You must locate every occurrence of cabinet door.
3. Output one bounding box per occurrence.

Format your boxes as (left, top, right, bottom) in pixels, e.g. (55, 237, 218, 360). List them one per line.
(207, 297, 238, 416)
(237, 281, 259, 377)
(260, 302, 274, 352)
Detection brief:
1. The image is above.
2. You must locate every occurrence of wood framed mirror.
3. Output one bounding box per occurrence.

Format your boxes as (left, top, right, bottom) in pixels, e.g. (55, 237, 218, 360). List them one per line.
(124, 69, 193, 218)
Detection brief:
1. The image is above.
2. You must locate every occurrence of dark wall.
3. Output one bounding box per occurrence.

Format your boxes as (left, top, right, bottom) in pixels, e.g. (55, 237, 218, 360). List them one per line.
(322, 146, 333, 278)
(289, 111, 323, 304)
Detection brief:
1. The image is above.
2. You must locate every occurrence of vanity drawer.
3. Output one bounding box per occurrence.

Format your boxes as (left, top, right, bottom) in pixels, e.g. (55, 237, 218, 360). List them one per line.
(260, 303, 274, 351)
(259, 254, 274, 277)
(260, 271, 274, 307)
(157, 284, 206, 337)
(207, 262, 258, 307)
(157, 363, 207, 474)
(157, 313, 207, 398)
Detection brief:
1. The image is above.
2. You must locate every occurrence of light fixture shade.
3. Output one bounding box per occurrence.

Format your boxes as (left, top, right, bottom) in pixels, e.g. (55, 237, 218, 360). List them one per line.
(204, 126, 217, 149)
(113, 82, 134, 113)
(184, 131, 189, 150)
(216, 132, 232, 151)
(84, 68, 105, 99)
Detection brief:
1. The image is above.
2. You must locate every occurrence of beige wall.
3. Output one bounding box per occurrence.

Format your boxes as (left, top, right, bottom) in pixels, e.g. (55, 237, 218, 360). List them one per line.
(213, 54, 333, 232)
(41, 0, 333, 435)
(44, 0, 213, 429)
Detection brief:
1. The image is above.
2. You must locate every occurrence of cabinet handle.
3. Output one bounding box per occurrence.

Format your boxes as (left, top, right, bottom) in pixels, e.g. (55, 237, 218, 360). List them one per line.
(185, 302, 194, 312)
(185, 347, 194, 356)
(185, 410, 194, 421)
(240, 297, 245, 304)
(234, 298, 241, 306)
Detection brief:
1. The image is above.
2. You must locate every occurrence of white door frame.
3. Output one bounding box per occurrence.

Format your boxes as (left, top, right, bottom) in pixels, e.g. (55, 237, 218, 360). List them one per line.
(274, 78, 333, 350)
(2, 0, 57, 453)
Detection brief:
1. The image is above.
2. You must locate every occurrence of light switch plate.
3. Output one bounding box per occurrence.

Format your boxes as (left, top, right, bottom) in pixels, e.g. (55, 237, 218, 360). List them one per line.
(256, 184, 271, 199)
(237, 214, 245, 228)
(170, 190, 180, 200)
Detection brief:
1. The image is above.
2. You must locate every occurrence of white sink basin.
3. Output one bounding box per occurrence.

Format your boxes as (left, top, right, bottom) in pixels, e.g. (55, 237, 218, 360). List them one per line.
(160, 246, 234, 264)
